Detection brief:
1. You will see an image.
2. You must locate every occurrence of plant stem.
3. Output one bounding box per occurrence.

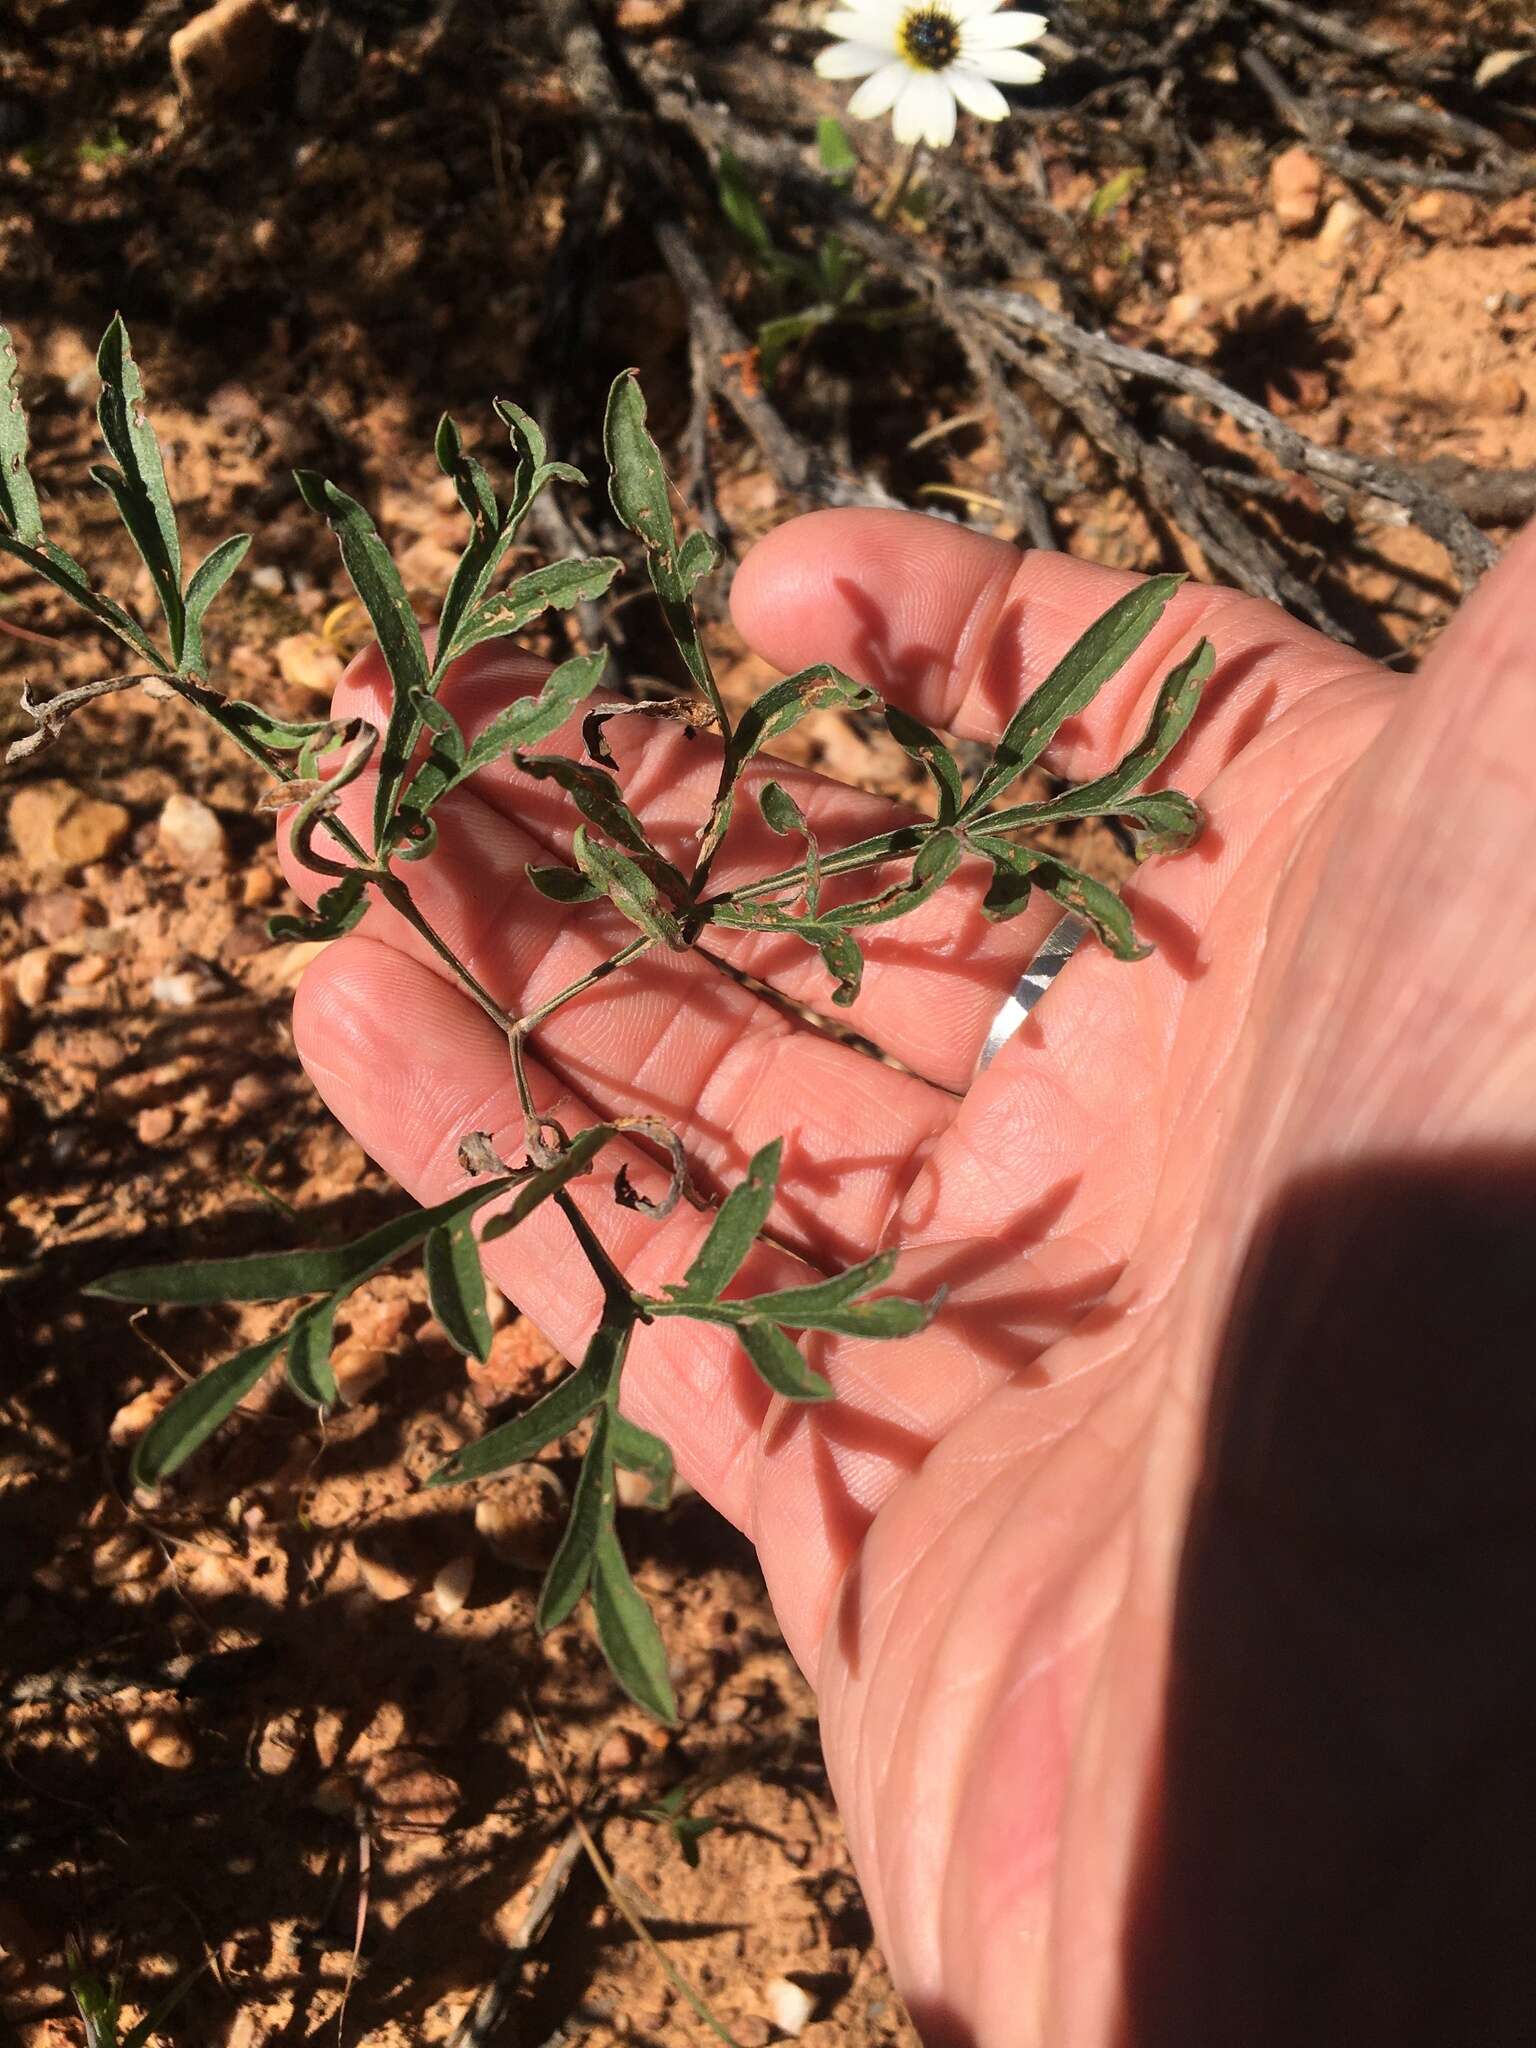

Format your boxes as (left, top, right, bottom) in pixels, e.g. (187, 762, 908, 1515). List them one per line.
(371, 872, 516, 1031)
(875, 141, 922, 223)
(513, 935, 655, 1039)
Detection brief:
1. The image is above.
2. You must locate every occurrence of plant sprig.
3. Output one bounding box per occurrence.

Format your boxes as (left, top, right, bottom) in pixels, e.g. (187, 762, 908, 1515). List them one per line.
(1, 320, 1211, 1718)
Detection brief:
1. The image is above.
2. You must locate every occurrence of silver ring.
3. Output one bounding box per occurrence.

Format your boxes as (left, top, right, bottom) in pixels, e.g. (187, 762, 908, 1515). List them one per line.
(974, 913, 1090, 1079)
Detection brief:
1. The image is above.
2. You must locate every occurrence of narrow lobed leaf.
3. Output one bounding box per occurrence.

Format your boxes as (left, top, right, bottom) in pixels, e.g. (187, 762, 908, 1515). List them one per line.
(604, 370, 676, 556)
(964, 574, 1184, 813)
(537, 1401, 616, 1634)
(285, 1298, 339, 1407)
(294, 469, 431, 849)
(885, 704, 963, 824)
(572, 828, 687, 949)
(0, 324, 45, 545)
(672, 1138, 783, 1303)
(130, 1330, 287, 1491)
(95, 315, 184, 657)
(88, 1172, 519, 1304)
(439, 557, 620, 670)
(592, 1526, 678, 1724)
(527, 863, 603, 905)
(179, 533, 252, 679)
(613, 1415, 674, 1507)
(738, 1319, 834, 1403)
(424, 1212, 493, 1362)
(426, 1351, 609, 1488)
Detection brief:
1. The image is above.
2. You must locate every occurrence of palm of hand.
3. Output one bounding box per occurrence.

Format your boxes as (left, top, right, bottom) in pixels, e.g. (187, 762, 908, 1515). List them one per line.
(285, 513, 1536, 2047)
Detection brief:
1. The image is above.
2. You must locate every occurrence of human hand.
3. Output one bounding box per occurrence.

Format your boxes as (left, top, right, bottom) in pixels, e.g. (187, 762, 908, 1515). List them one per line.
(282, 512, 1536, 2047)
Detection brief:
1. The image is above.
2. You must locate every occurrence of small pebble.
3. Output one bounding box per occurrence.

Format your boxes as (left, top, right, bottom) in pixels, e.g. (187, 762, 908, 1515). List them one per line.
(241, 865, 278, 908)
(14, 949, 54, 1007)
(157, 792, 229, 871)
(127, 1711, 195, 1770)
(136, 1105, 176, 1145)
(596, 1727, 641, 1774)
(331, 1338, 390, 1405)
(1269, 145, 1322, 233)
(249, 563, 285, 595)
(312, 1770, 357, 1815)
(354, 1534, 416, 1602)
(432, 1554, 475, 1616)
(362, 1749, 459, 1826)
(150, 966, 220, 1008)
(64, 952, 109, 988)
(766, 1977, 816, 2039)
(108, 1384, 172, 1447)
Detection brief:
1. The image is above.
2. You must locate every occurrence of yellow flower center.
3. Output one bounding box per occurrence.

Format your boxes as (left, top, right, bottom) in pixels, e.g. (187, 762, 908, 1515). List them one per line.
(899, 6, 960, 70)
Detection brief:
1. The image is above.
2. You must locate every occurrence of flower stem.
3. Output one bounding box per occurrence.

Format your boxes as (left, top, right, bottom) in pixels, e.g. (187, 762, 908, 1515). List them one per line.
(875, 142, 922, 223)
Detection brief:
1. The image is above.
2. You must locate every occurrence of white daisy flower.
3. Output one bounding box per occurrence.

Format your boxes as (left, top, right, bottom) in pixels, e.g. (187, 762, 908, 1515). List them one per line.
(815, 0, 1048, 149)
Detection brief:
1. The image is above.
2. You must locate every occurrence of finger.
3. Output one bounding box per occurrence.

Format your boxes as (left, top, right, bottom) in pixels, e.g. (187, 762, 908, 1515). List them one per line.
(277, 768, 952, 1272)
(730, 508, 1385, 787)
(327, 641, 1052, 1092)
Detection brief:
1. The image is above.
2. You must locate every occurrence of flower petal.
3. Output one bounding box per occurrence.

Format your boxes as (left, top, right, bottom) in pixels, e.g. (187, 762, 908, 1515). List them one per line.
(823, 7, 899, 43)
(892, 69, 957, 147)
(961, 8, 1047, 46)
(967, 44, 1045, 82)
(947, 65, 1010, 119)
(816, 37, 894, 75)
(847, 59, 910, 120)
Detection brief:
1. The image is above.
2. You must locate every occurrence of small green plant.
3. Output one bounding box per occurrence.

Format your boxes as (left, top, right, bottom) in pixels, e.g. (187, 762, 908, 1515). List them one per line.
(1, 318, 1210, 1720)
(636, 1778, 728, 1868)
(65, 1940, 209, 2048)
(716, 122, 925, 383)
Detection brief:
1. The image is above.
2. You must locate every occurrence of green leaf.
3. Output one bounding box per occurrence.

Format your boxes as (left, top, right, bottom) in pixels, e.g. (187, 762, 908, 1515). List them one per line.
(513, 754, 686, 890)
(87, 1173, 522, 1305)
(759, 780, 821, 912)
(885, 704, 962, 824)
(605, 370, 676, 556)
(816, 926, 864, 1006)
(982, 639, 1212, 832)
(592, 1525, 677, 1723)
(734, 1252, 942, 1336)
(433, 412, 503, 660)
(439, 557, 621, 669)
(220, 700, 336, 755)
(460, 649, 606, 773)
(964, 575, 1183, 813)
(717, 148, 775, 259)
(285, 1298, 338, 1407)
(526, 863, 602, 905)
(817, 115, 858, 183)
(668, 1139, 781, 1305)
(973, 836, 1045, 922)
(0, 324, 44, 545)
(129, 1330, 287, 1490)
(424, 1213, 493, 1362)
(537, 1402, 616, 1634)
(478, 1124, 621, 1244)
(294, 470, 431, 849)
(425, 1352, 609, 1488)
(1036, 860, 1150, 961)
(571, 826, 688, 949)
(1128, 788, 1203, 858)
(677, 528, 724, 597)
(95, 316, 184, 660)
(267, 869, 371, 944)
(732, 663, 880, 767)
(738, 1319, 833, 1402)
(613, 1415, 674, 1507)
(0, 531, 166, 669)
(698, 664, 880, 868)
(179, 533, 251, 678)
(1088, 165, 1144, 221)
(823, 828, 963, 928)
(757, 308, 830, 386)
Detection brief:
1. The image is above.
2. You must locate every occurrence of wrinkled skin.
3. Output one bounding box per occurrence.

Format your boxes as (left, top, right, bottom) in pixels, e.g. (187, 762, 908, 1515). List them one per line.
(282, 513, 1536, 2046)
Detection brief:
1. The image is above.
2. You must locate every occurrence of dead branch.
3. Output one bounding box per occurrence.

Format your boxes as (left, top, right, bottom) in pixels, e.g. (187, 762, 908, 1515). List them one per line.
(6, 672, 162, 766)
